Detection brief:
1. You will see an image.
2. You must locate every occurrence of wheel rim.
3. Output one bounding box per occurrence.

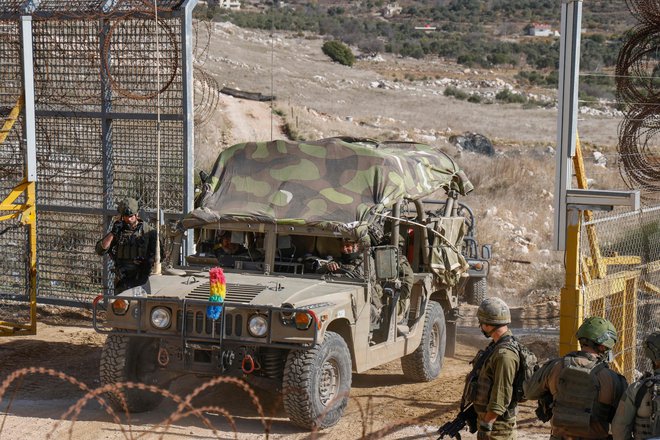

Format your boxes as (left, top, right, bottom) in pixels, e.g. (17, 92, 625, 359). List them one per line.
(429, 322, 440, 363)
(319, 358, 340, 406)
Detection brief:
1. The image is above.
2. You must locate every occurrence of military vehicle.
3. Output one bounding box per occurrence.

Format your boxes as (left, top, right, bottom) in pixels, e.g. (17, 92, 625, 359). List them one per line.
(93, 137, 474, 429)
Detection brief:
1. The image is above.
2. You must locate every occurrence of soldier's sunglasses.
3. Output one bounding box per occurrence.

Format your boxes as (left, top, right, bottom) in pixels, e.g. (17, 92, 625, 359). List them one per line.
(122, 209, 135, 217)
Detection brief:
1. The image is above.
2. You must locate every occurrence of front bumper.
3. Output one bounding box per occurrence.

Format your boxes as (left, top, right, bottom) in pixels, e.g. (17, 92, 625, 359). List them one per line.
(92, 295, 321, 350)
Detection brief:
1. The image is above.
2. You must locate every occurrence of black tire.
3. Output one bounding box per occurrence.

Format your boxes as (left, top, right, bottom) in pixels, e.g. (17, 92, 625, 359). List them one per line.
(466, 277, 487, 305)
(100, 334, 166, 412)
(282, 331, 352, 429)
(401, 301, 446, 382)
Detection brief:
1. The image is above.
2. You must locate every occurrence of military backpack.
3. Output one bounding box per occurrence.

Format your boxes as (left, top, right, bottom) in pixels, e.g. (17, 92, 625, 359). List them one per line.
(500, 335, 538, 404)
(633, 373, 660, 438)
(552, 355, 624, 436)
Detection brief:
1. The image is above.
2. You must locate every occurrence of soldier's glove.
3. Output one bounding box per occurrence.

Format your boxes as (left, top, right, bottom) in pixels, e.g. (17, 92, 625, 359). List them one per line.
(111, 221, 123, 237)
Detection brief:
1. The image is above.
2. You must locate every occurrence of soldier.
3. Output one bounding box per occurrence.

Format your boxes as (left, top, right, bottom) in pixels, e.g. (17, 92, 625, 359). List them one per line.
(611, 331, 660, 440)
(317, 237, 365, 277)
(464, 297, 521, 440)
(317, 237, 384, 329)
(214, 230, 249, 257)
(96, 198, 157, 294)
(524, 316, 628, 440)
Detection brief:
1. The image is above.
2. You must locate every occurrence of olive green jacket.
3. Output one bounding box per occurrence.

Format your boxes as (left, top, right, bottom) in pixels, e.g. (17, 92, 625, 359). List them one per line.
(474, 330, 520, 418)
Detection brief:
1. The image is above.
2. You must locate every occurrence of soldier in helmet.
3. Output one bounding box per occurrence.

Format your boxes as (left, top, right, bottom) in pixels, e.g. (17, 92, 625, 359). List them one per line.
(460, 297, 522, 440)
(524, 316, 628, 440)
(96, 198, 157, 294)
(611, 330, 660, 440)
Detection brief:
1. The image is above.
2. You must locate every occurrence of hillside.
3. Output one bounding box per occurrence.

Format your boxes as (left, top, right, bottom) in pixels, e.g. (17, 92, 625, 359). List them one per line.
(194, 21, 627, 306)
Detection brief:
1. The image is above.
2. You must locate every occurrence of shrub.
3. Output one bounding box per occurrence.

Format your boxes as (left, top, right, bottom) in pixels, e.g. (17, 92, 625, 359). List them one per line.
(467, 94, 482, 103)
(496, 89, 527, 104)
(322, 40, 355, 66)
(444, 86, 469, 100)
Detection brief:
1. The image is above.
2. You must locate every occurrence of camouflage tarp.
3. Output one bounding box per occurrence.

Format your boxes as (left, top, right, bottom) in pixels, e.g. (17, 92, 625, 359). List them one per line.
(184, 137, 473, 235)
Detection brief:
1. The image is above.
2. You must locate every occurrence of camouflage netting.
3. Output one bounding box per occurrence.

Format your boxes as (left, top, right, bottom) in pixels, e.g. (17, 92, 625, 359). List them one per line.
(184, 137, 473, 236)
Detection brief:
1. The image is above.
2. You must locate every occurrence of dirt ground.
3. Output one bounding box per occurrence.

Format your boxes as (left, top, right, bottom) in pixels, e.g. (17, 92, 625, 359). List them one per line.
(0, 308, 555, 440)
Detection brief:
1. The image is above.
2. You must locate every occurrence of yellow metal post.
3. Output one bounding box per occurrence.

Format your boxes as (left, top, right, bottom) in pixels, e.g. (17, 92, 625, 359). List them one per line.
(0, 180, 37, 336)
(560, 206, 583, 355)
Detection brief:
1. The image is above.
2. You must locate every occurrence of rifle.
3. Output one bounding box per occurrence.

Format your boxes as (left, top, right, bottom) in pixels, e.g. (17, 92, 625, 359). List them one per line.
(438, 340, 498, 439)
(437, 403, 477, 439)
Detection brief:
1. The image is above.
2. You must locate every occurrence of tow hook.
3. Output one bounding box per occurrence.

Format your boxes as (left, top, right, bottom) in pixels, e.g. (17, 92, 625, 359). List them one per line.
(157, 347, 170, 366)
(241, 354, 256, 374)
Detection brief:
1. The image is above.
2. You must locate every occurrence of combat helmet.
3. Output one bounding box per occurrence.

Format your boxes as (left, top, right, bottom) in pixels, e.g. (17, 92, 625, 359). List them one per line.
(477, 297, 511, 325)
(643, 331, 660, 362)
(576, 316, 618, 349)
(117, 198, 139, 216)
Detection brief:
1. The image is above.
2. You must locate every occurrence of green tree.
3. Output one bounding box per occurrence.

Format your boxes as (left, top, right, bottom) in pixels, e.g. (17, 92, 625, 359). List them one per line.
(322, 40, 355, 66)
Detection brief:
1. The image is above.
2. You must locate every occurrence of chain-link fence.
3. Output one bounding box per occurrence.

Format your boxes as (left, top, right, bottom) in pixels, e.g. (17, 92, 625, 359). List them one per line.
(579, 206, 660, 380)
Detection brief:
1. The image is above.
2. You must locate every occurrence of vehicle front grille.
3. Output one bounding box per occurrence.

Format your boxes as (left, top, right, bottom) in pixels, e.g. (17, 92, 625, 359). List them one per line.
(178, 282, 265, 340)
(176, 309, 243, 338)
(186, 282, 266, 303)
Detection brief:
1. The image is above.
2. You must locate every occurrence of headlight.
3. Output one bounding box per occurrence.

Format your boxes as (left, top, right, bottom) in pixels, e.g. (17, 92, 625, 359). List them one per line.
(111, 298, 130, 315)
(248, 314, 268, 337)
(151, 307, 172, 329)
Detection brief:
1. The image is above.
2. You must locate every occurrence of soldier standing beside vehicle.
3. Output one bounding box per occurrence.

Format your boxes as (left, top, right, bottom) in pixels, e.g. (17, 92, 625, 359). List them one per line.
(611, 331, 660, 440)
(524, 316, 628, 440)
(462, 297, 521, 440)
(95, 198, 157, 294)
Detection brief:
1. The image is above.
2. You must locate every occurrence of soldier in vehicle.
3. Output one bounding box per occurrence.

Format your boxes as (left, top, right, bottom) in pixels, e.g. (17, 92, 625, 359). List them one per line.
(611, 330, 660, 440)
(317, 237, 367, 276)
(214, 230, 249, 257)
(96, 197, 157, 294)
(524, 316, 628, 440)
(463, 297, 521, 440)
(317, 237, 384, 329)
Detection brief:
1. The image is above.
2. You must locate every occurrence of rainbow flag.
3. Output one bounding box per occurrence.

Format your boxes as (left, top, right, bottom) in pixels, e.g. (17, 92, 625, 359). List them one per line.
(207, 267, 226, 320)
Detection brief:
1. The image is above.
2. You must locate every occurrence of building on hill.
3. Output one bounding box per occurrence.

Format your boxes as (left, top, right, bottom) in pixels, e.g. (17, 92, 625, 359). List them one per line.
(526, 23, 559, 37)
(205, 0, 241, 9)
(382, 2, 402, 18)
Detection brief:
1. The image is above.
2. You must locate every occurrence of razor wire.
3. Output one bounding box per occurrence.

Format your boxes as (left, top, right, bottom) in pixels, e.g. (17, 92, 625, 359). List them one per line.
(615, 0, 660, 203)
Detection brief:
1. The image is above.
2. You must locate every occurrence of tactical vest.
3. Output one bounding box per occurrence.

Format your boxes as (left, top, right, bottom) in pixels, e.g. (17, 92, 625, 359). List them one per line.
(115, 222, 149, 262)
(552, 355, 613, 436)
(633, 373, 660, 439)
(470, 335, 535, 415)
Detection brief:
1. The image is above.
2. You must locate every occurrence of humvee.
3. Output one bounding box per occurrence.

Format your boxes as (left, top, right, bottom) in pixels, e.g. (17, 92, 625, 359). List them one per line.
(93, 137, 474, 429)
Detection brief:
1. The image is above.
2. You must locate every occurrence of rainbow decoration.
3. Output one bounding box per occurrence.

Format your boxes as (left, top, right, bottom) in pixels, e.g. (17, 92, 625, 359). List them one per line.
(207, 267, 226, 320)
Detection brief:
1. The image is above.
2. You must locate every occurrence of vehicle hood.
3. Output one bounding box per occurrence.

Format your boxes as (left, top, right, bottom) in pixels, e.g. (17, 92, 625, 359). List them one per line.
(141, 271, 360, 308)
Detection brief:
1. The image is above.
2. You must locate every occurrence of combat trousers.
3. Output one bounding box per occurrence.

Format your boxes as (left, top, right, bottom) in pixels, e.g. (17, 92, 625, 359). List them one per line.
(479, 417, 517, 440)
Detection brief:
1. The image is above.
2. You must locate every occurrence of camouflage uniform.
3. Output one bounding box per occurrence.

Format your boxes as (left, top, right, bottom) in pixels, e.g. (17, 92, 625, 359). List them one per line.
(471, 330, 520, 440)
(96, 199, 157, 294)
(611, 367, 660, 440)
(524, 352, 627, 440)
(395, 255, 414, 323)
(611, 331, 660, 440)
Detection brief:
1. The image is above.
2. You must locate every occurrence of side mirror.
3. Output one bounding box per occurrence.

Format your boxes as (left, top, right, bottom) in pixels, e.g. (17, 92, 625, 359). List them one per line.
(373, 246, 399, 281)
(481, 244, 492, 260)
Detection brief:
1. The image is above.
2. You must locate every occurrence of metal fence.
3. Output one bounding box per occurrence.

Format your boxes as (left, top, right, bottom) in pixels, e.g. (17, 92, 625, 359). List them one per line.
(0, 0, 197, 314)
(579, 205, 660, 380)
